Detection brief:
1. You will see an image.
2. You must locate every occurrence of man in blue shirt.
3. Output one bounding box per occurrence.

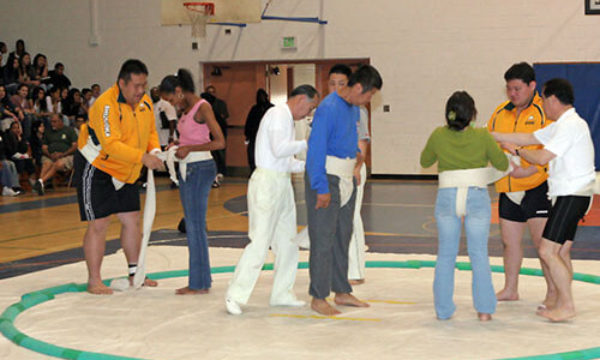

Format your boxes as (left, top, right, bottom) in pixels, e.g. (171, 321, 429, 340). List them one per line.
(305, 65, 382, 315)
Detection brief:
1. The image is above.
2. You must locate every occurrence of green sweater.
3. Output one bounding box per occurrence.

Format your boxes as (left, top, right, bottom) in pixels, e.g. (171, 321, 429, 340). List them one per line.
(420, 126, 508, 172)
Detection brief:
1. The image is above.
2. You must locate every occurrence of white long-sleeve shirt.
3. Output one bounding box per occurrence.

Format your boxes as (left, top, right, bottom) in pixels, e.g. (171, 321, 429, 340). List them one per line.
(255, 103, 306, 173)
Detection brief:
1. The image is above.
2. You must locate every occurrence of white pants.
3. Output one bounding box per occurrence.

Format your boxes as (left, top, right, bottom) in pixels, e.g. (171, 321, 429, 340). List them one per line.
(348, 163, 367, 280)
(226, 168, 300, 305)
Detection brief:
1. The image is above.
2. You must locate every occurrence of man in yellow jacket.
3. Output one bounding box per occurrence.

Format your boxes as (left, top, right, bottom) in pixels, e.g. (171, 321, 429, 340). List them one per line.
(488, 62, 553, 306)
(75, 59, 163, 294)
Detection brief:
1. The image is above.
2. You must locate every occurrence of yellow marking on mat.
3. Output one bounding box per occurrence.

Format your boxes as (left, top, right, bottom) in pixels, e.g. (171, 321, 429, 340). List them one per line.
(365, 299, 416, 305)
(269, 314, 381, 322)
(325, 297, 416, 305)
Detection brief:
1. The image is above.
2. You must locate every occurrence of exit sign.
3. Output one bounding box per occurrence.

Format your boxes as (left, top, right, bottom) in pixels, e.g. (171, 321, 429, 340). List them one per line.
(282, 36, 296, 49)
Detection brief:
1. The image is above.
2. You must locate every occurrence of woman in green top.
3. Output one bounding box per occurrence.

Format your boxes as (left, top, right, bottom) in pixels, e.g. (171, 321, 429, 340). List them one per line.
(421, 91, 508, 321)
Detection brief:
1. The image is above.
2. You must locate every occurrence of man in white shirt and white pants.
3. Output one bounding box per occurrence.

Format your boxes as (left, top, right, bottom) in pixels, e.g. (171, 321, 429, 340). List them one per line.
(493, 78, 596, 322)
(225, 85, 320, 315)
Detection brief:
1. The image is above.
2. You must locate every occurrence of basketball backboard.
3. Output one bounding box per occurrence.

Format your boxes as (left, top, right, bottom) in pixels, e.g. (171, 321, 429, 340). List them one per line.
(161, 0, 262, 25)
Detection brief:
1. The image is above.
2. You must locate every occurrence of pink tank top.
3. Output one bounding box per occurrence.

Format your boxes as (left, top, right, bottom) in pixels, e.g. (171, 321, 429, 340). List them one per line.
(177, 99, 211, 146)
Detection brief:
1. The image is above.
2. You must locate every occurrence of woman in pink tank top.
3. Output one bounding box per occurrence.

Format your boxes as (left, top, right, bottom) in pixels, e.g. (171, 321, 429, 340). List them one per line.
(160, 69, 225, 295)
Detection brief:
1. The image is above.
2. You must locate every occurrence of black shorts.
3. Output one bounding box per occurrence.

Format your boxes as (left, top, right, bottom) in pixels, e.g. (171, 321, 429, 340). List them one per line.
(498, 181, 551, 222)
(75, 151, 140, 221)
(543, 196, 591, 245)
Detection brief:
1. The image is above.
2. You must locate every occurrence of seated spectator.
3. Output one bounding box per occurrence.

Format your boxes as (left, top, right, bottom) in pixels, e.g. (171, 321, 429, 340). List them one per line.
(60, 87, 68, 102)
(32, 113, 77, 195)
(89, 83, 100, 106)
(7, 39, 26, 64)
(62, 88, 85, 123)
(0, 42, 7, 68)
(32, 54, 50, 89)
(81, 88, 92, 113)
(17, 53, 39, 87)
(4, 121, 35, 184)
(3, 57, 20, 93)
(0, 129, 22, 196)
(45, 86, 62, 115)
(0, 85, 19, 132)
(29, 120, 44, 167)
(73, 113, 87, 136)
(10, 83, 34, 139)
(48, 63, 71, 90)
(31, 86, 51, 122)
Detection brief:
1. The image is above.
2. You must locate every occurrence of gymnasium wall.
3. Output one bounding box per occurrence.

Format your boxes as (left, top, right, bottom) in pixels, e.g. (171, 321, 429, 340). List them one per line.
(1, 0, 599, 175)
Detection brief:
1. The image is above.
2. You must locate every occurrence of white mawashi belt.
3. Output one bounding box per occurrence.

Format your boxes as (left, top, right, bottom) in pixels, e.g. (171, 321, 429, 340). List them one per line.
(156, 146, 212, 185)
(325, 155, 356, 207)
(438, 159, 512, 217)
(110, 168, 156, 290)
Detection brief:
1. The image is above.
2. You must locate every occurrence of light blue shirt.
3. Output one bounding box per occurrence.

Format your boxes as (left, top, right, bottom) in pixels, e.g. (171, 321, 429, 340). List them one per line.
(306, 92, 359, 194)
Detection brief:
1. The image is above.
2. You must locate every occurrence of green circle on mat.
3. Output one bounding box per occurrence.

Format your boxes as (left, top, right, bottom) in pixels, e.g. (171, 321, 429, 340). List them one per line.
(1, 260, 600, 360)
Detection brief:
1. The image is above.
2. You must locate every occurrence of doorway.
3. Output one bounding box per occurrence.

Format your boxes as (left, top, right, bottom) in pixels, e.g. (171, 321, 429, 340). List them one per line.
(202, 58, 369, 176)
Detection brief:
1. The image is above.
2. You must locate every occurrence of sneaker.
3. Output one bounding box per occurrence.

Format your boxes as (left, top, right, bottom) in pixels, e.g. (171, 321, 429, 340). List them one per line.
(225, 297, 242, 315)
(12, 187, 24, 195)
(33, 179, 45, 195)
(211, 181, 220, 188)
(2, 186, 18, 197)
(216, 173, 224, 183)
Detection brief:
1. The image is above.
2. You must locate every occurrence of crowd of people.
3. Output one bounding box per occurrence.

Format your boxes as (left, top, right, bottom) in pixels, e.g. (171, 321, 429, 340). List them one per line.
(0, 39, 101, 196)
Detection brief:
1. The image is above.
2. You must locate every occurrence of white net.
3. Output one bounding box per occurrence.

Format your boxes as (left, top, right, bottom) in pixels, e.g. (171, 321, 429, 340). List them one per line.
(184, 2, 214, 38)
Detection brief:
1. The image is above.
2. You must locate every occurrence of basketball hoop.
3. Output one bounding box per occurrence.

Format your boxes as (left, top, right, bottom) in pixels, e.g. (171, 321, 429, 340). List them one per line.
(183, 2, 215, 38)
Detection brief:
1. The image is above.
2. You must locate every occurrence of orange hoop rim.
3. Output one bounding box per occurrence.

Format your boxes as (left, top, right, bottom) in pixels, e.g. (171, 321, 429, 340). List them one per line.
(183, 2, 215, 15)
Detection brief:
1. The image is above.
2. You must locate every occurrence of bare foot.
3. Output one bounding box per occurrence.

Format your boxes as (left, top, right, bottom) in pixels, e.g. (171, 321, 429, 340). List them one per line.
(144, 277, 158, 287)
(478, 312, 492, 321)
(334, 293, 370, 307)
(349, 279, 365, 285)
(542, 294, 557, 311)
(175, 286, 209, 295)
(129, 276, 158, 287)
(311, 298, 341, 316)
(87, 282, 113, 295)
(495, 288, 519, 301)
(540, 306, 576, 322)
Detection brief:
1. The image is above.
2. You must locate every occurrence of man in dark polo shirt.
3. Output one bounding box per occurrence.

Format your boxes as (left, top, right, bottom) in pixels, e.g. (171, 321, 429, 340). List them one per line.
(33, 113, 77, 195)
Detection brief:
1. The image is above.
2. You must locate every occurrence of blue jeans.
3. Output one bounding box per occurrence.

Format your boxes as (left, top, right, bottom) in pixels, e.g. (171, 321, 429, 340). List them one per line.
(178, 159, 216, 290)
(433, 187, 496, 319)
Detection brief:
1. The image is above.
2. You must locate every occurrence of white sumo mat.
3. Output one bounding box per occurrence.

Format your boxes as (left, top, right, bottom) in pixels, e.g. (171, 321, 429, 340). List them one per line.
(1, 246, 600, 360)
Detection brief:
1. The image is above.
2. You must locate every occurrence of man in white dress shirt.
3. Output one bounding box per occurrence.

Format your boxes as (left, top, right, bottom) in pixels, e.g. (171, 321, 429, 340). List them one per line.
(493, 78, 595, 322)
(225, 85, 319, 315)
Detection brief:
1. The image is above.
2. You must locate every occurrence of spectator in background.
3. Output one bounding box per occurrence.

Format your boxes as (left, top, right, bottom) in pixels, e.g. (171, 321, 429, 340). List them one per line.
(3, 57, 20, 93)
(4, 121, 36, 185)
(45, 86, 62, 115)
(7, 39, 25, 66)
(60, 87, 68, 102)
(0, 85, 19, 132)
(0, 126, 23, 196)
(89, 83, 100, 107)
(33, 54, 49, 88)
(73, 113, 87, 136)
(0, 42, 7, 68)
(33, 113, 77, 195)
(81, 88, 92, 113)
(49, 63, 71, 90)
(18, 53, 39, 87)
(29, 120, 44, 167)
(10, 83, 34, 139)
(200, 90, 227, 187)
(205, 85, 228, 184)
(31, 86, 51, 122)
(150, 86, 177, 148)
(62, 88, 84, 123)
(244, 88, 273, 172)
